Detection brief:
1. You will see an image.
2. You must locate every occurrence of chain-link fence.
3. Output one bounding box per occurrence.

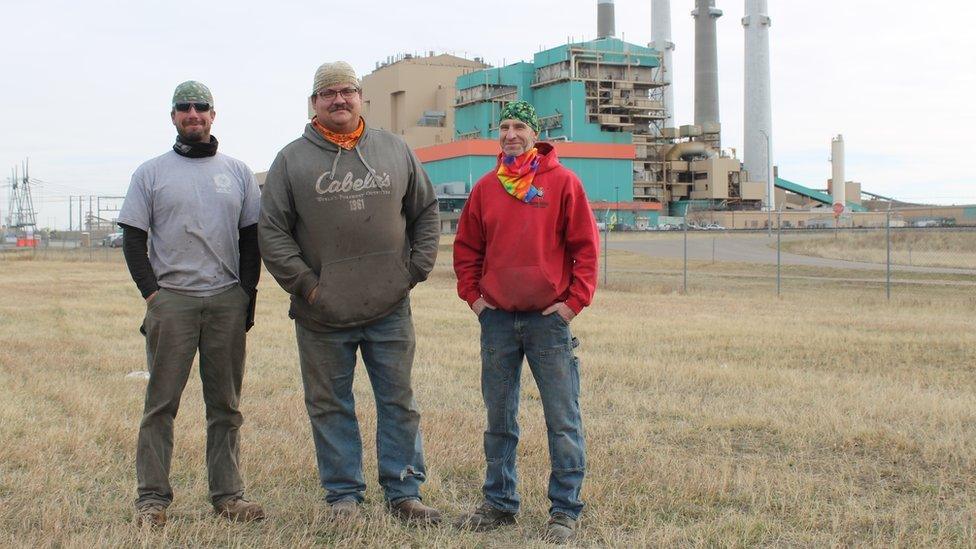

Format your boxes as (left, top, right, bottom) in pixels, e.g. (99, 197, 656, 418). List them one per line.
(601, 210, 976, 301)
(0, 234, 125, 263)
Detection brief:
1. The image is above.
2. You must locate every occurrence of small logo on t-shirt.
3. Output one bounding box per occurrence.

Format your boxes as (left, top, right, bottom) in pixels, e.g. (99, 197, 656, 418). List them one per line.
(213, 174, 233, 194)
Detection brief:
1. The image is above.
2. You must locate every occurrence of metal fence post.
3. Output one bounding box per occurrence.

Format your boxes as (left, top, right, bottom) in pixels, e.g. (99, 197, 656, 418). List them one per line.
(776, 210, 782, 297)
(886, 210, 891, 301)
(683, 215, 688, 294)
(603, 219, 608, 286)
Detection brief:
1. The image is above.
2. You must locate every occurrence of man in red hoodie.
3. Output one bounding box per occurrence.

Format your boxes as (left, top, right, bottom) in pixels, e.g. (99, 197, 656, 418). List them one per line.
(453, 100, 599, 544)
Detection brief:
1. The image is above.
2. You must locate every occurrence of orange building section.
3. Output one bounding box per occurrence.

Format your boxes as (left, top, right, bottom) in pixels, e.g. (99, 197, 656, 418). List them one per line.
(414, 139, 636, 163)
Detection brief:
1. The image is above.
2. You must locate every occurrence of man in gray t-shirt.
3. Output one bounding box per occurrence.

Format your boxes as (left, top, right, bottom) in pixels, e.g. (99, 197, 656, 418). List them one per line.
(117, 80, 264, 527)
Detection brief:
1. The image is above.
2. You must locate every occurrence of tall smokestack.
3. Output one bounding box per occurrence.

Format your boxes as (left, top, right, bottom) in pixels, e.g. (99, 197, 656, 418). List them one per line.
(652, 0, 675, 127)
(831, 135, 846, 213)
(598, 0, 615, 39)
(743, 0, 773, 209)
(692, 0, 722, 136)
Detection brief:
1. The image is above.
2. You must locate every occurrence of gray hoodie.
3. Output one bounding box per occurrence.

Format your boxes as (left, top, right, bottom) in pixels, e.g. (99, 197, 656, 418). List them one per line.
(259, 122, 439, 329)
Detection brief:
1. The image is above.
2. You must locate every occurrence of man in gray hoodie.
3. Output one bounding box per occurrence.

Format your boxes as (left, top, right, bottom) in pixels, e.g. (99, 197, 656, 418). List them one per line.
(259, 61, 441, 524)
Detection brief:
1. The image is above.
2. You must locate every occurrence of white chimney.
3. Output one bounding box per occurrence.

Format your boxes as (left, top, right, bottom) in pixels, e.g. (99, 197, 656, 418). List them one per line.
(692, 0, 722, 137)
(831, 135, 846, 213)
(743, 0, 773, 209)
(652, 0, 675, 127)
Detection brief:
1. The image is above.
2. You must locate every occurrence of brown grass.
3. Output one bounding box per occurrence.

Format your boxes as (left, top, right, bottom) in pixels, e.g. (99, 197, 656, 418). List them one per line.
(781, 230, 976, 270)
(1, 249, 975, 547)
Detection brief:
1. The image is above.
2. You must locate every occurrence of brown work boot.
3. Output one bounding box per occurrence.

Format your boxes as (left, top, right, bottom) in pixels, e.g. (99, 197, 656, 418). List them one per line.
(454, 501, 517, 532)
(134, 503, 167, 528)
(214, 496, 265, 522)
(542, 513, 577, 544)
(390, 498, 442, 525)
(328, 497, 361, 521)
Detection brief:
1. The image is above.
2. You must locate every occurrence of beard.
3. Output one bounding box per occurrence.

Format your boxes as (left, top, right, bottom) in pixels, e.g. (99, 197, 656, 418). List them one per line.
(177, 127, 206, 142)
(176, 119, 210, 142)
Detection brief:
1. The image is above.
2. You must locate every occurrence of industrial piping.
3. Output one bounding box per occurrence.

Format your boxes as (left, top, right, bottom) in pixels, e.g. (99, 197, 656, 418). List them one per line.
(666, 141, 718, 161)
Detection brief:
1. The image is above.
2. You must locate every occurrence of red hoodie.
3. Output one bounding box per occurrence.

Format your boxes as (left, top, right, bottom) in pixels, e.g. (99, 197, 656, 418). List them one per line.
(454, 142, 599, 314)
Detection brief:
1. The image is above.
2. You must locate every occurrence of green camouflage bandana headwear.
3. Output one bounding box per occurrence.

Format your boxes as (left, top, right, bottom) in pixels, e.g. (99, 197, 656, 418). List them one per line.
(499, 100, 540, 133)
(172, 80, 214, 106)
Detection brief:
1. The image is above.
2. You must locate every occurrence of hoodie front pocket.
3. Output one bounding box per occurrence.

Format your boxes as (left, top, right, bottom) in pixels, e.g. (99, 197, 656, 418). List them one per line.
(480, 265, 558, 311)
(313, 250, 411, 325)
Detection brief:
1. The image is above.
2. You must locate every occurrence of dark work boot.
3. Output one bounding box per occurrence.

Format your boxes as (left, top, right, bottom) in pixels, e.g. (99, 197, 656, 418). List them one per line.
(454, 501, 517, 532)
(391, 498, 442, 525)
(542, 513, 577, 544)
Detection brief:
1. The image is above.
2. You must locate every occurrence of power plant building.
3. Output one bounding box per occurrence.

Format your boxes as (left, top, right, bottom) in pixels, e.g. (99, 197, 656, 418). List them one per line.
(417, 37, 671, 228)
(360, 53, 488, 149)
(415, 32, 771, 225)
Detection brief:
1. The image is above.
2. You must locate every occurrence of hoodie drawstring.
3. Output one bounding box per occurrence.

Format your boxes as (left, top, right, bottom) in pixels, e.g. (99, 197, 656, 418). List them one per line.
(329, 147, 342, 178)
(354, 145, 382, 182)
(310, 124, 381, 182)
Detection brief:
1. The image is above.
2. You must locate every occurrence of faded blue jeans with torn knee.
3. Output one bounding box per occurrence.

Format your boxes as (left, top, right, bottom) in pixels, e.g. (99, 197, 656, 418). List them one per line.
(295, 298, 427, 505)
(478, 308, 585, 519)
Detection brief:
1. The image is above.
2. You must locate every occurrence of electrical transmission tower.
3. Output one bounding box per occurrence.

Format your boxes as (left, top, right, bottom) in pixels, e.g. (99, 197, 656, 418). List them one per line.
(6, 159, 38, 240)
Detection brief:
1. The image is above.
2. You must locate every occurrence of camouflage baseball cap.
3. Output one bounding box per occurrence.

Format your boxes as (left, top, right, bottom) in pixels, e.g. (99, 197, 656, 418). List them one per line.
(172, 80, 213, 106)
(499, 100, 540, 133)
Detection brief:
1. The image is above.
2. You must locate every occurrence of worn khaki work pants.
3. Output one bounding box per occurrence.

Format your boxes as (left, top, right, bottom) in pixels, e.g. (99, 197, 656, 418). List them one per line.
(135, 285, 249, 509)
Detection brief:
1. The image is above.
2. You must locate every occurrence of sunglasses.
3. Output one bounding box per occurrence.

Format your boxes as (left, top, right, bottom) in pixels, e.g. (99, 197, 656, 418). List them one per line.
(174, 102, 212, 112)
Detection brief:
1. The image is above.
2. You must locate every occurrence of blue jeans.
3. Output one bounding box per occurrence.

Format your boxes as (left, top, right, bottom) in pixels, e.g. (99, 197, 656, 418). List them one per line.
(478, 308, 585, 519)
(295, 298, 426, 505)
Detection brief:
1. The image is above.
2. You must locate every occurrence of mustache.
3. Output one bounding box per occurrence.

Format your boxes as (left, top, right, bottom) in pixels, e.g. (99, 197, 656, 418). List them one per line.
(328, 105, 351, 113)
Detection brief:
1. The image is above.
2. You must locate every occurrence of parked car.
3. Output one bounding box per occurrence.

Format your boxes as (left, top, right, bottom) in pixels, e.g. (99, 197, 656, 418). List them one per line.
(101, 232, 123, 248)
(704, 223, 725, 230)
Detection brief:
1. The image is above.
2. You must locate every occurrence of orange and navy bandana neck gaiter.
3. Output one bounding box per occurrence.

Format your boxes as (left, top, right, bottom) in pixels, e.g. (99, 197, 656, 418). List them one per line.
(312, 116, 365, 150)
(497, 147, 542, 203)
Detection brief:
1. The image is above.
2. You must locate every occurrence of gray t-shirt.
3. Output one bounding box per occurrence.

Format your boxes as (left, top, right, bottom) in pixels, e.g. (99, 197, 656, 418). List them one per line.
(118, 151, 261, 297)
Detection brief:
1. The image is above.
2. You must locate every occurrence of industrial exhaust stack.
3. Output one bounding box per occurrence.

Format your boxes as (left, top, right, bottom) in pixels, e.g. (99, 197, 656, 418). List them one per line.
(743, 0, 773, 210)
(598, 0, 615, 39)
(692, 0, 722, 147)
(651, 0, 675, 127)
(831, 135, 846, 213)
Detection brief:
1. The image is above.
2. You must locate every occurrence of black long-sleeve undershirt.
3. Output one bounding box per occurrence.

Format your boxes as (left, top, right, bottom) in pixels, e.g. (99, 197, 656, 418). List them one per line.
(120, 224, 158, 298)
(238, 223, 260, 292)
(238, 223, 260, 331)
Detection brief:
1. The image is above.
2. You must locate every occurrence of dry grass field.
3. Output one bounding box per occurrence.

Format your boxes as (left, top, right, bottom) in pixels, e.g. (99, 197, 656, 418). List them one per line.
(1, 247, 975, 547)
(780, 230, 976, 270)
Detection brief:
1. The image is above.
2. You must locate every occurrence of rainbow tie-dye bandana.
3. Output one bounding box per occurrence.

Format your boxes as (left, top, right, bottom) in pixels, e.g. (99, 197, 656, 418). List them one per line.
(497, 147, 542, 203)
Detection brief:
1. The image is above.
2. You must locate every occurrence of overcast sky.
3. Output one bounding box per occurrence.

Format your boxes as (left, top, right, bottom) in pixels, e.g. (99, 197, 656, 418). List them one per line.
(2, 0, 974, 229)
